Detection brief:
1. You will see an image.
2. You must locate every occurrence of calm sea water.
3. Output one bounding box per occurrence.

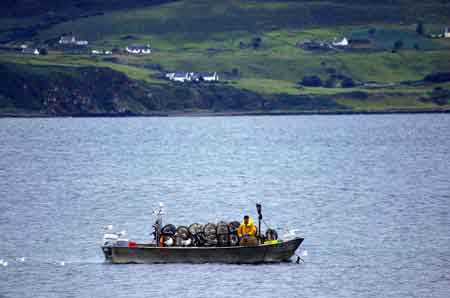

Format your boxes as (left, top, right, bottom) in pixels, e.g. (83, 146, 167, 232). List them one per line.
(0, 115, 449, 298)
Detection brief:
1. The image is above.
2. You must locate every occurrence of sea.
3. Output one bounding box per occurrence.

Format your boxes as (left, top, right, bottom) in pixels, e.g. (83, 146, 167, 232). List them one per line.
(0, 114, 449, 298)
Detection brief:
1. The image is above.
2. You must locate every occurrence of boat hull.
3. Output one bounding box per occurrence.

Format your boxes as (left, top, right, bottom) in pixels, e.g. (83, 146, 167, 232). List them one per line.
(102, 237, 303, 264)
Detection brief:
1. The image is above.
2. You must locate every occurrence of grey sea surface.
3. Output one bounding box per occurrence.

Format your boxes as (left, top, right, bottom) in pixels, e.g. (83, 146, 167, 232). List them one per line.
(0, 115, 449, 298)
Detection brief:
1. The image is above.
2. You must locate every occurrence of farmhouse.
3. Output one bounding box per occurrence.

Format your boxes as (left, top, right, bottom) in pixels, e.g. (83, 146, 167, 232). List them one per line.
(201, 72, 219, 81)
(59, 35, 88, 46)
(165, 72, 220, 83)
(172, 72, 192, 82)
(126, 44, 151, 54)
(332, 37, 349, 47)
(91, 49, 112, 55)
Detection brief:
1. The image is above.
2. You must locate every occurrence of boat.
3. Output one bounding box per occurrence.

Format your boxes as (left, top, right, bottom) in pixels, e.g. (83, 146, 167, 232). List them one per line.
(101, 203, 304, 264)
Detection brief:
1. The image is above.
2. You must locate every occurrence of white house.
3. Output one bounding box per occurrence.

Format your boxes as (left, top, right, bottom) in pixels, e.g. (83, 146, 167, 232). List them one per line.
(92, 49, 113, 55)
(75, 40, 88, 46)
(444, 27, 450, 38)
(332, 37, 349, 47)
(201, 72, 219, 82)
(126, 44, 152, 54)
(172, 72, 192, 82)
(59, 35, 88, 46)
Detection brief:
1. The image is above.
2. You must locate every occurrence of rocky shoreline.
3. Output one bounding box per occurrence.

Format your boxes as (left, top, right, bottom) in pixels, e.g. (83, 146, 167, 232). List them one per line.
(2, 108, 450, 118)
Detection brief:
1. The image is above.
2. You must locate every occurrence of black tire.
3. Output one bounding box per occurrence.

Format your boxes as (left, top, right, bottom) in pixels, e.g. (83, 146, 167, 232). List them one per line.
(161, 224, 176, 236)
(265, 229, 278, 240)
(204, 223, 217, 236)
(188, 223, 203, 235)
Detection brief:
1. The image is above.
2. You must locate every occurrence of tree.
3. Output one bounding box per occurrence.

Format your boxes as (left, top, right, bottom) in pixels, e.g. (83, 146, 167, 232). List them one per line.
(341, 77, 356, 88)
(231, 68, 239, 77)
(368, 27, 377, 35)
(394, 40, 404, 50)
(413, 43, 420, 50)
(39, 48, 48, 55)
(416, 22, 424, 35)
(324, 77, 337, 88)
(300, 75, 322, 87)
(251, 37, 262, 49)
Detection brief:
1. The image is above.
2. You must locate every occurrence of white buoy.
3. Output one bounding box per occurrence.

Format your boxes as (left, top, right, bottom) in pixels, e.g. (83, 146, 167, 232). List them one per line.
(301, 250, 308, 257)
(2, 261, 8, 267)
(59, 261, 65, 266)
(16, 257, 26, 262)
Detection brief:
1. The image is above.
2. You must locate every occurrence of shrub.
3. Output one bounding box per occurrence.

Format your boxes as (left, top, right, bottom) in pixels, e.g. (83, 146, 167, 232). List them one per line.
(300, 75, 322, 87)
(324, 77, 337, 88)
(341, 77, 356, 88)
(424, 72, 450, 83)
(416, 22, 424, 35)
(251, 37, 262, 49)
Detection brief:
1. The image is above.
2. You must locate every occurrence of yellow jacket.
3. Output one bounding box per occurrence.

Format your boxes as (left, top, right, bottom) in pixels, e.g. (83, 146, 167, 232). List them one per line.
(237, 217, 257, 238)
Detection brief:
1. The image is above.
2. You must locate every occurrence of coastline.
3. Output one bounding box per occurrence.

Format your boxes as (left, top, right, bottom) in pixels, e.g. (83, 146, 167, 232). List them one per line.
(1, 108, 450, 118)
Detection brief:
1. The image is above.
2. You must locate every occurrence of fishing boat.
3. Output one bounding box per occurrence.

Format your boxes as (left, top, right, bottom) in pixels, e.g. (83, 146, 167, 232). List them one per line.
(101, 203, 304, 264)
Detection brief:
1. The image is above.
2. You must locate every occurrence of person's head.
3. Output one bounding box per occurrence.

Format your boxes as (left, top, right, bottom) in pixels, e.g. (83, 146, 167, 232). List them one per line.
(243, 215, 249, 225)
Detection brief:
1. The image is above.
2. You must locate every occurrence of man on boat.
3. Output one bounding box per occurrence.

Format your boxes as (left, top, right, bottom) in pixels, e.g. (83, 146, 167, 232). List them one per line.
(238, 215, 257, 246)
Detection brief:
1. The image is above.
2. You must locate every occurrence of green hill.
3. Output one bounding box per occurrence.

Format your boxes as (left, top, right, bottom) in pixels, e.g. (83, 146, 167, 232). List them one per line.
(1, 0, 450, 115)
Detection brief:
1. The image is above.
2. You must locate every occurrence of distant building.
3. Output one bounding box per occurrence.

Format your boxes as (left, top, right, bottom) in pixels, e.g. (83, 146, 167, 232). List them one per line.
(59, 35, 88, 46)
(332, 37, 349, 47)
(125, 44, 151, 54)
(201, 72, 219, 82)
(91, 49, 112, 55)
(445, 27, 450, 38)
(172, 72, 192, 82)
(165, 71, 220, 83)
(22, 48, 40, 55)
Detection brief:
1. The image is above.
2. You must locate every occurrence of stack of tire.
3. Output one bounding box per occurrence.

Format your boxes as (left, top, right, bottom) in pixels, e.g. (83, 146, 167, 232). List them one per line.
(160, 221, 243, 247)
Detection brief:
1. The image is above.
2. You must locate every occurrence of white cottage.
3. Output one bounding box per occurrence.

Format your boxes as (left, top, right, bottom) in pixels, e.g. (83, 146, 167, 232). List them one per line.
(172, 72, 192, 82)
(59, 35, 88, 46)
(201, 72, 219, 82)
(332, 37, 349, 47)
(126, 44, 152, 54)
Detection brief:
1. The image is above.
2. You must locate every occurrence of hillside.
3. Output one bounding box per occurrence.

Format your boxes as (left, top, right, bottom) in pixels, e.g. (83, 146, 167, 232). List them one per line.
(1, 0, 450, 116)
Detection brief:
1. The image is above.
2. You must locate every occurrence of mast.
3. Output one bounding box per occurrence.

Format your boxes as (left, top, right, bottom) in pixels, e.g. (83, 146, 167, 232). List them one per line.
(256, 203, 262, 239)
